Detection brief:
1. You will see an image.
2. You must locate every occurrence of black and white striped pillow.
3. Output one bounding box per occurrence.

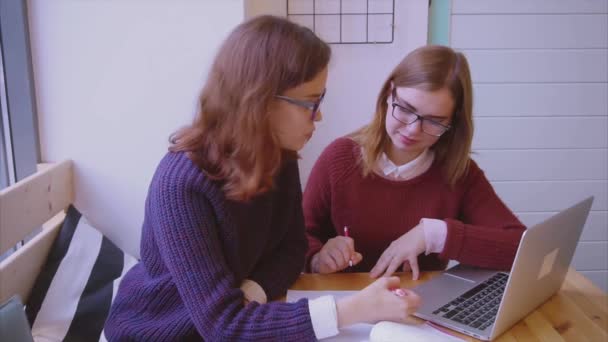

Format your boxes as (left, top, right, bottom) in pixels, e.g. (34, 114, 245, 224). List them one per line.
(25, 205, 138, 342)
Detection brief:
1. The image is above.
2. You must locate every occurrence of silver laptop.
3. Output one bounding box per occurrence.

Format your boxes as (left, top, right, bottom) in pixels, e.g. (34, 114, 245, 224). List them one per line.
(413, 196, 593, 341)
(0, 296, 34, 342)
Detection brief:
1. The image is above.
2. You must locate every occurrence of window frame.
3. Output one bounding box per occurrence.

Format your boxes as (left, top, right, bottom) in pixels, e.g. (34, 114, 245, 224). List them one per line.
(0, 0, 39, 189)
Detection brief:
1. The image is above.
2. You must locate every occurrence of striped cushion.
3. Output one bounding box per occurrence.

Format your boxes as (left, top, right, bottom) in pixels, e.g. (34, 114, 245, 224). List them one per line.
(25, 205, 138, 342)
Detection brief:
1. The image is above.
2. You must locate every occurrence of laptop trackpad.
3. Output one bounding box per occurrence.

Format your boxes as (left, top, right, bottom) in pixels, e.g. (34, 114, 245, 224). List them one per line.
(414, 274, 475, 314)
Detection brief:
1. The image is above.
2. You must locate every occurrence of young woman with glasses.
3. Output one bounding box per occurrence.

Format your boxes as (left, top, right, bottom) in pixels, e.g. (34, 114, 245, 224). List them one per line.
(104, 16, 420, 341)
(303, 45, 525, 281)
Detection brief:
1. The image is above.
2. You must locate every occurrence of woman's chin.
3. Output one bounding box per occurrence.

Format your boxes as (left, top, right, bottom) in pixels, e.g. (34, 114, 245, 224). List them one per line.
(280, 141, 306, 152)
(390, 138, 427, 157)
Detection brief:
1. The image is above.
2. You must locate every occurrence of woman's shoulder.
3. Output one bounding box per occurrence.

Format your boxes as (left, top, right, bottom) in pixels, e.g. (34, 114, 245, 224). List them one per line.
(156, 151, 200, 180)
(452, 157, 486, 188)
(313, 136, 361, 183)
(465, 158, 484, 178)
(429, 156, 486, 188)
(327, 136, 359, 151)
(319, 136, 360, 162)
(151, 151, 219, 198)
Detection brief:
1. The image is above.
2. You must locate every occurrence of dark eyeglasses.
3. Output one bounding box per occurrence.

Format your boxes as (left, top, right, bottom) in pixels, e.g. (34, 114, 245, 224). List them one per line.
(275, 88, 326, 120)
(391, 89, 451, 137)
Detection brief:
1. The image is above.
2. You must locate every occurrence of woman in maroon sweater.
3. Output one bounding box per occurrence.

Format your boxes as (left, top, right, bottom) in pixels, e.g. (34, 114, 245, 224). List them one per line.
(304, 45, 526, 280)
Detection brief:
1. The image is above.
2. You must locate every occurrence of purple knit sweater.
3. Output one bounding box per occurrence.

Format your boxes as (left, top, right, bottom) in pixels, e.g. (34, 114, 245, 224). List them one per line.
(104, 152, 317, 341)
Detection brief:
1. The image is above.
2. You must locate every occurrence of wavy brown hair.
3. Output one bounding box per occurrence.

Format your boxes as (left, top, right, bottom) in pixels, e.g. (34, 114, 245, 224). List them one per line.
(351, 45, 473, 186)
(170, 16, 330, 201)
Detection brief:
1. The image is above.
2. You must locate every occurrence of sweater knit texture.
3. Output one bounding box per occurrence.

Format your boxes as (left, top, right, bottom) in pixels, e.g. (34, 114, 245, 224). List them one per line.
(303, 137, 526, 272)
(104, 152, 317, 341)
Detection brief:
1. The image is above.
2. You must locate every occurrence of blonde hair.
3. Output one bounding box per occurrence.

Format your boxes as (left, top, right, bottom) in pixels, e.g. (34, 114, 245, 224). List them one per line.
(170, 16, 330, 200)
(351, 45, 473, 186)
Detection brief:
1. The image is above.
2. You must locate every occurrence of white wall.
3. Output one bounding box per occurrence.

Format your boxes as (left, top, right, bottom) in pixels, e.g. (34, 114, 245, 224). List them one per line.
(451, 0, 608, 291)
(246, 0, 430, 185)
(29, 0, 427, 258)
(28, 0, 245, 257)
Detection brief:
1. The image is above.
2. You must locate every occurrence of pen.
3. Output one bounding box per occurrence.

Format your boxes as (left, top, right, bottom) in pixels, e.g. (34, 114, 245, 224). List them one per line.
(343, 226, 353, 267)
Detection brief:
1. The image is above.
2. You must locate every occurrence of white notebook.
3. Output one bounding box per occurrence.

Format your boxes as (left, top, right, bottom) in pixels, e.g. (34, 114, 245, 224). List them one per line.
(286, 290, 464, 342)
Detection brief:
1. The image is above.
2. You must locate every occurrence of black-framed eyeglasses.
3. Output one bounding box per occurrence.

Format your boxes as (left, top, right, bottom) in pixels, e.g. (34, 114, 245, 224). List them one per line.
(275, 88, 326, 120)
(391, 89, 451, 137)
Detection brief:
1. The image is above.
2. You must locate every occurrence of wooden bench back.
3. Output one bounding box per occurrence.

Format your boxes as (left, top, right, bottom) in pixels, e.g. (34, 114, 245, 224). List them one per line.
(0, 160, 73, 303)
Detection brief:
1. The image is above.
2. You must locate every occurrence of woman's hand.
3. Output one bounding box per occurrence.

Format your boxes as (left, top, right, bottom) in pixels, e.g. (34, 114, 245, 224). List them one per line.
(336, 277, 421, 326)
(311, 236, 363, 273)
(370, 224, 426, 279)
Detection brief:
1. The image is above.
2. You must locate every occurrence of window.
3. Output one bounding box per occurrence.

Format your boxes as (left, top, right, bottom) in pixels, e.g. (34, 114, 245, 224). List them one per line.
(0, 0, 39, 190)
(0, 0, 40, 261)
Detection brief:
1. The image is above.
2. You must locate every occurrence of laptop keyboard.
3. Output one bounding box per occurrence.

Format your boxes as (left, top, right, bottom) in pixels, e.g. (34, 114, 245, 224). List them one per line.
(432, 272, 508, 331)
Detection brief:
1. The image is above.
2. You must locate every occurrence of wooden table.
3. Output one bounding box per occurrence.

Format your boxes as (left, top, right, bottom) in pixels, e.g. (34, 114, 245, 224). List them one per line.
(289, 269, 607, 341)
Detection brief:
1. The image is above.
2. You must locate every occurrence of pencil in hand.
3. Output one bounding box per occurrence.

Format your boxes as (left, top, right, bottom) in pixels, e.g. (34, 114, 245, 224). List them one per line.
(343, 226, 353, 267)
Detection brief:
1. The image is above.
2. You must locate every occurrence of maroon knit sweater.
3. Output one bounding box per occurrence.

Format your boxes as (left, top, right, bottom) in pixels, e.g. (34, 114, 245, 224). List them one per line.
(303, 137, 526, 273)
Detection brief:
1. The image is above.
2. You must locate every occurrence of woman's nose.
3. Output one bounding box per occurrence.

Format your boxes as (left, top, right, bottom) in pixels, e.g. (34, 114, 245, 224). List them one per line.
(404, 117, 422, 134)
(314, 109, 323, 122)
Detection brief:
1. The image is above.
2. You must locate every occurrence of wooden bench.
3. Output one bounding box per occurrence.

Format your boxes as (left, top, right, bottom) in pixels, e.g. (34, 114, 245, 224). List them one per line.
(0, 160, 73, 304)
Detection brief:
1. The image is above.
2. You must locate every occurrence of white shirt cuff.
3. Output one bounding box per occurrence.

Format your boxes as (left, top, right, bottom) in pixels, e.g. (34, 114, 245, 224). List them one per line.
(308, 295, 339, 340)
(240, 279, 267, 304)
(420, 218, 448, 255)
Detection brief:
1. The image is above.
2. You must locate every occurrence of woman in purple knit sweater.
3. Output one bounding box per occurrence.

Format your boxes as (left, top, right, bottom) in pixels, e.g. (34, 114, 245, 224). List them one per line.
(104, 15, 420, 341)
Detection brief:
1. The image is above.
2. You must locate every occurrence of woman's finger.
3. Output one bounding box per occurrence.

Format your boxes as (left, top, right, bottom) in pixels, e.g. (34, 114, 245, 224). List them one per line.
(335, 239, 353, 265)
(409, 256, 420, 280)
(328, 246, 348, 268)
(383, 256, 403, 277)
(352, 252, 363, 265)
(370, 250, 392, 278)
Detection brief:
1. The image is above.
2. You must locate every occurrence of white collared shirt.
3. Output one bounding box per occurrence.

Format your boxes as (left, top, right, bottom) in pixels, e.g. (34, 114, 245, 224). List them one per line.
(375, 148, 434, 180)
